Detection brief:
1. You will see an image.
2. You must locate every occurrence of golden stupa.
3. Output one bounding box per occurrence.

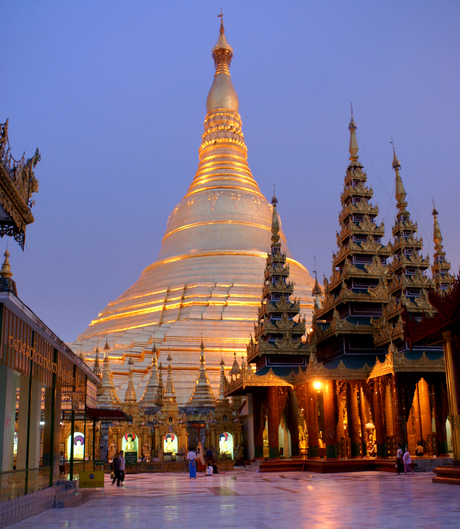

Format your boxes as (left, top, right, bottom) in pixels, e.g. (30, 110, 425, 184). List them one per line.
(74, 20, 315, 405)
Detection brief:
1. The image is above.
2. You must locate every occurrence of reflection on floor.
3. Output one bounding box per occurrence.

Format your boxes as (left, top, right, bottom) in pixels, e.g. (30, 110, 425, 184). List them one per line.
(9, 470, 460, 528)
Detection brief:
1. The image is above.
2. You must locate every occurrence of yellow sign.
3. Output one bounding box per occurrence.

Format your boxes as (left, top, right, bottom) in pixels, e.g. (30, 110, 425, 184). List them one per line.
(79, 470, 105, 488)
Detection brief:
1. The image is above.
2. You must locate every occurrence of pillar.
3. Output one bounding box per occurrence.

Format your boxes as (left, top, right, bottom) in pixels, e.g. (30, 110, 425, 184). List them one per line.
(306, 382, 319, 457)
(359, 385, 368, 456)
(442, 331, 460, 462)
(372, 379, 387, 457)
(418, 378, 432, 451)
(323, 380, 337, 459)
(412, 384, 422, 444)
(253, 390, 265, 458)
(348, 382, 361, 457)
(17, 375, 42, 470)
(0, 364, 17, 472)
(433, 381, 448, 455)
(267, 386, 279, 459)
(288, 390, 300, 456)
(392, 373, 407, 450)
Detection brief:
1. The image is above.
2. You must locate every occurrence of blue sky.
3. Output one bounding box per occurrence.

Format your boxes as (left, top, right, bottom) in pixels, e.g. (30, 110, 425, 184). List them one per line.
(3, 0, 459, 342)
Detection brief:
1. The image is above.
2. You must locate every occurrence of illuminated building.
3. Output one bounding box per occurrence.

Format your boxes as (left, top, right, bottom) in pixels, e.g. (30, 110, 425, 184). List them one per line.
(72, 20, 315, 406)
(227, 114, 452, 466)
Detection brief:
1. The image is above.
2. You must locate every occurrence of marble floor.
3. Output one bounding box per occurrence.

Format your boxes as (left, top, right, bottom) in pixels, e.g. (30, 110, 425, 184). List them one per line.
(8, 470, 460, 528)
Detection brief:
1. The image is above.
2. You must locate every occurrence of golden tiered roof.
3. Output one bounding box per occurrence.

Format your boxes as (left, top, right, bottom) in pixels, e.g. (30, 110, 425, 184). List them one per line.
(187, 340, 216, 408)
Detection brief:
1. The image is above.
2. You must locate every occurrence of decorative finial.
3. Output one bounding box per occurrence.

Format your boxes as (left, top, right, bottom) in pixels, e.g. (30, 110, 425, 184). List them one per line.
(348, 107, 359, 163)
(391, 139, 401, 169)
(392, 145, 406, 208)
(218, 8, 223, 32)
(0, 248, 13, 279)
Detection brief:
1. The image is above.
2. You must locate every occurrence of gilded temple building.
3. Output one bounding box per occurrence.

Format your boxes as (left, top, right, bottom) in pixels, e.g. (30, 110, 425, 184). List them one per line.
(226, 115, 453, 463)
(71, 20, 315, 408)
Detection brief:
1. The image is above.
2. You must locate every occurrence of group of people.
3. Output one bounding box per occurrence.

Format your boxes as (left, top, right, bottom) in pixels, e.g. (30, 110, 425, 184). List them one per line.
(111, 450, 126, 486)
(396, 445, 416, 475)
(186, 446, 218, 479)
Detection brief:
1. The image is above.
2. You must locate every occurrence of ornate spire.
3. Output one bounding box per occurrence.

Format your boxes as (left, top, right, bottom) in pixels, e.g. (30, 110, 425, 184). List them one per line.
(97, 343, 121, 408)
(0, 248, 17, 296)
(0, 248, 12, 279)
(248, 194, 307, 364)
(431, 201, 454, 293)
(206, 16, 238, 113)
(217, 357, 228, 401)
(348, 106, 360, 166)
(187, 340, 216, 407)
(156, 362, 165, 406)
(392, 146, 407, 214)
(93, 347, 101, 377)
(271, 191, 280, 245)
(162, 353, 178, 414)
(139, 343, 160, 408)
(124, 357, 138, 403)
(229, 351, 241, 376)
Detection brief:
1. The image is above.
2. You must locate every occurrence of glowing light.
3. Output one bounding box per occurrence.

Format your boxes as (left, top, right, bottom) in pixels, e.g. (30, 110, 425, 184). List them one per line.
(313, 381, 322, 390)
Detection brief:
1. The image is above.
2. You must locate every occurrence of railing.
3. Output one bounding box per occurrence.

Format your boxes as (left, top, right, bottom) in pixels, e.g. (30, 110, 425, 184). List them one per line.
(0, 466, 51, 502)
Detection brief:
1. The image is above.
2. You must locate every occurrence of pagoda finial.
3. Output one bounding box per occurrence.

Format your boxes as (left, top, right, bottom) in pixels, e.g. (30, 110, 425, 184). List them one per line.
(98, 344, 121, 408)
(391, 143, 407, 212)
(432, 199, 442, 248)
(187, 340, 216, 407)
(348, 105, 359, 164)
(431, 200, 454, 293)
(124, 356, 138, 403)
(206, 15, 238, 113)
(93, 346, 101, 376)
(271, 190, 280, 244)
(0, 248, 13, 279)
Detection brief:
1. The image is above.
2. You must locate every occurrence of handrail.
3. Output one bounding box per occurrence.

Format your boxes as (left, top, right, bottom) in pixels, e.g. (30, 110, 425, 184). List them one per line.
(0, 466, 46, 476)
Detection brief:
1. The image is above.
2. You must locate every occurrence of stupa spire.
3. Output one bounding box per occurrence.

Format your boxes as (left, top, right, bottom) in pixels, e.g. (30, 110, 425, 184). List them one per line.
(97, 342, 121, 408)
(162, 353, 178, 414)
(0, 248, 12, 279)
(187, 340, 216, 407)
(206, 14, 238, 113)
(93, 347, 101, 377)
(156, 362, 165, 406)
(0, 247, 18, 296)
(271, 190, 280, 245)
(431, 201, 454, 293)
(392, 144, 407, 214)
(124, 357, 138, 403)
(348, 105, 360, 166)
(217, 357, 227, 401)
(139, 343, 160, 408)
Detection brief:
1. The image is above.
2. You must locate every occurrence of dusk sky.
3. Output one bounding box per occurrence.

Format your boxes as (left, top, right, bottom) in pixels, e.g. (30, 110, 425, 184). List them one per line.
(3, 1, 459, 343)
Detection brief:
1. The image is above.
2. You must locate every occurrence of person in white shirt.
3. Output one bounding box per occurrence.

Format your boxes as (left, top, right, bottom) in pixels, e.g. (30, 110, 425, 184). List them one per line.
(403, 447, 415, 475)
(187, 448, 197, 479)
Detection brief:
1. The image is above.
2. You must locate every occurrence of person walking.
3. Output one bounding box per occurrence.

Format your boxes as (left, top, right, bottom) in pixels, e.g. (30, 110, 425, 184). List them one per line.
(187, 447, 197, 479)
(403, 447, 415, 475)
(396, 445, 403, 475)
(112, 452, 122, 486)
(119, 450, 126, 485)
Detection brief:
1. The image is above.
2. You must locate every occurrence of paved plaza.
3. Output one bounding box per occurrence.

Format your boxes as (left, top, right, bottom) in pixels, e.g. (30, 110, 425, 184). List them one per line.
(8, 470, 460, 529)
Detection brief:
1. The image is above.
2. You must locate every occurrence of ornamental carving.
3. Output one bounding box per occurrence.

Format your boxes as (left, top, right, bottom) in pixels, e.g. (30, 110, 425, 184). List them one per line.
(0, 120, 40, 249)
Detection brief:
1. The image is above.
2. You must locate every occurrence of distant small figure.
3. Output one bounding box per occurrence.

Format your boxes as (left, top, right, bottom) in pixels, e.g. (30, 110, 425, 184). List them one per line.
(212, 462, 219, 474)
(396, 445, 403, 475)
(415, 444, 424, 457)
(279, 447, 284, 457)
(206, 463, 213, 476)
(187, 447, 197, 479)
(403, 447, 415, 475)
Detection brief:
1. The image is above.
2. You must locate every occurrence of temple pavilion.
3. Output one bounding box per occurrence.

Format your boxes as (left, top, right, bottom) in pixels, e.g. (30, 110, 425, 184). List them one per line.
(226, 112, 453, 464)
